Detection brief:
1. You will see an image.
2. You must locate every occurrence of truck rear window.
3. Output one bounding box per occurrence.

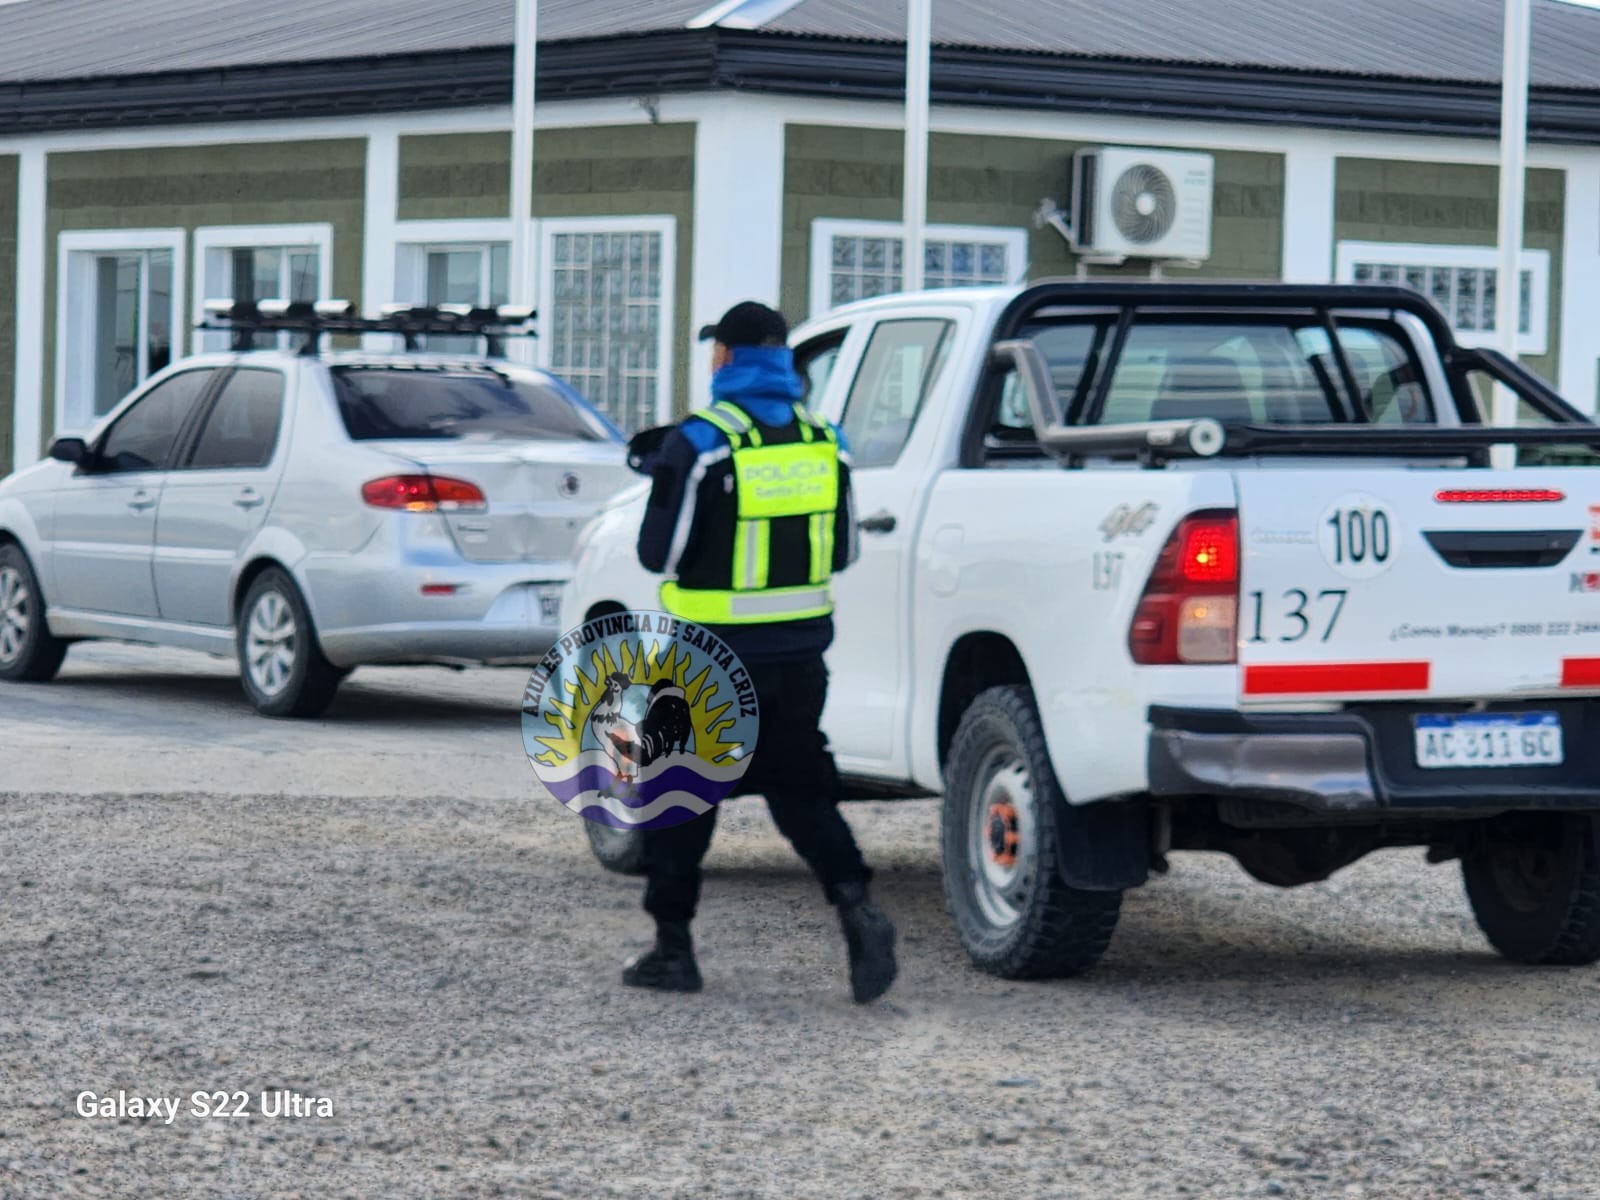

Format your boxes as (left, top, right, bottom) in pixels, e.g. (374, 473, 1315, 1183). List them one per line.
(331, 367, 616, 442)
(1017, 317, 1432, 429)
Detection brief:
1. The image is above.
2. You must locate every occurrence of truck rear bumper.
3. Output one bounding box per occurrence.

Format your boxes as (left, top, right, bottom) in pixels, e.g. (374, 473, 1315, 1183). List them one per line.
(1148, 703, 1600, 819)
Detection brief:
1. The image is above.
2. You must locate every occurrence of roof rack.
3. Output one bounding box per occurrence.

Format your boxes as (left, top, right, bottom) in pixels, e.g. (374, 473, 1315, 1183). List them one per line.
(196, 299, 538, 355)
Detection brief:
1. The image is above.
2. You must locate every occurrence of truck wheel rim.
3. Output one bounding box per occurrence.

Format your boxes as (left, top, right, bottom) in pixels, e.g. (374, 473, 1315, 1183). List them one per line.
(968, 750, 1037, 929)
(0, 565, 28, 665)
(1488, 842, 1558, 914)
(245, 590, 296, 697)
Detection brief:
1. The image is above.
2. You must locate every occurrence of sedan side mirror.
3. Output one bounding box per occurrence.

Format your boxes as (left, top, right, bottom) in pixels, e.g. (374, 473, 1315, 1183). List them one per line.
(626, 424, 676, 475)
(48, 436, 89, 465)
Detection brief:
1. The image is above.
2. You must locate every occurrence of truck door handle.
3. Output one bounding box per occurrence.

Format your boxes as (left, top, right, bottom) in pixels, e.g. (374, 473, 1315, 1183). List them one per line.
(858, 510, 897, 534)
(127, 491, 156, 511)
(233, 489, 264, 510)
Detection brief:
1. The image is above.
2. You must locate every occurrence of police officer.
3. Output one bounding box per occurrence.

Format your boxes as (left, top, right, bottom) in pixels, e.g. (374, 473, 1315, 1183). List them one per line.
(626, 300, 897, 1004)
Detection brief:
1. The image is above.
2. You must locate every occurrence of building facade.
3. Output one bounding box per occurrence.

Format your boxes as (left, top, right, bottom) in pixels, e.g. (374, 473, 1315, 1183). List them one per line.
(4, 0, 1600, 473)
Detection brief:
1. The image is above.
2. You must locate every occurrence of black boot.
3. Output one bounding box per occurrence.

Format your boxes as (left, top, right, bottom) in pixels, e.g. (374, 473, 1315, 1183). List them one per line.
(834, 882, 897, 1004)
(622, 921, 703, 992)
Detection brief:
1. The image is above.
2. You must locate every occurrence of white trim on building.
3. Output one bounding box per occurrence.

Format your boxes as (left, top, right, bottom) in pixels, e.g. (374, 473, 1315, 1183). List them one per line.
(689, 95, 785, 408)
(191, 222, 333, 352)
(54, 226, 187, 434)
(10, 144, 44, 469)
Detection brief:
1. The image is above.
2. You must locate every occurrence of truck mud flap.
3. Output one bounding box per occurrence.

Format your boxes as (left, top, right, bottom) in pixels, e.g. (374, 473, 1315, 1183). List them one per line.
(1053, 796, 1149, 892)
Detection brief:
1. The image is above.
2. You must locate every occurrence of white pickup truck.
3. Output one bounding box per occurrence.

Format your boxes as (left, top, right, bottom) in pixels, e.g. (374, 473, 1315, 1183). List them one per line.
(563, 280, 1600, 980)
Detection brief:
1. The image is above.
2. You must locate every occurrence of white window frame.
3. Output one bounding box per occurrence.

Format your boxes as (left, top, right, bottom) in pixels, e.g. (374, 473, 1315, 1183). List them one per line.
(809, 218, 1028, 316)
(537, 214, 677, 427)
(55, 227, 187, 434)
(1334, 240, 1550, 356)
(393, 218, 514, 307)
(192, 223, 334, 351)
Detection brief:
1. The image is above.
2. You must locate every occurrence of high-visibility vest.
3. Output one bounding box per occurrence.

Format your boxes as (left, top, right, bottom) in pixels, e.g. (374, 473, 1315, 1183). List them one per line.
(659, 400, 841, 625)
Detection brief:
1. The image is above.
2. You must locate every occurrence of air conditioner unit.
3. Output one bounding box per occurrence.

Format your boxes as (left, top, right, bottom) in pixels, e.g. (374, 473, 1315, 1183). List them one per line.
(1070, 147, 1214, 262)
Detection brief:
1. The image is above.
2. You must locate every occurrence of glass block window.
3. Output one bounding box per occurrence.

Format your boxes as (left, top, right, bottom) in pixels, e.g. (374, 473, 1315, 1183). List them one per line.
(1335, 241, 1550, 356)
(544, 222, 672, 433)
(1351, 260, 1529, 337)
(812, 220, 1027, 315)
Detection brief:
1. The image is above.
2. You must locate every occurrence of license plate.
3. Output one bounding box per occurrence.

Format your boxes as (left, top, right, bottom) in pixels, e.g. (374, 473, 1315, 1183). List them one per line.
(1414, 712, 1563, 769)
(537, 587, 562, 623)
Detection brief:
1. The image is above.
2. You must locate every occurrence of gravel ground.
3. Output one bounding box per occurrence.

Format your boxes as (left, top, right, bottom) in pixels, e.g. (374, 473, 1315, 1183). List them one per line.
(4, 645, 1600, 1198)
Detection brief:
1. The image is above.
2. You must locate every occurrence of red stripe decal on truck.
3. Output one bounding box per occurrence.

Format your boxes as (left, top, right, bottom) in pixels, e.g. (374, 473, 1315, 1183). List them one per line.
(1561, 658, 1600, 687)
(1243, 662, 1431, 695)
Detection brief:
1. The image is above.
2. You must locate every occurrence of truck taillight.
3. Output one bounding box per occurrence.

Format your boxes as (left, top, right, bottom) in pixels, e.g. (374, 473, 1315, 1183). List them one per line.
(1128, 510, 1239, 665)
(361, 474, 487, 512)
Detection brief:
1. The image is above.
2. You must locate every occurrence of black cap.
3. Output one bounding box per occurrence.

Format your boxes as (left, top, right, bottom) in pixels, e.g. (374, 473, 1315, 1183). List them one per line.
(698, 300, 788, 348)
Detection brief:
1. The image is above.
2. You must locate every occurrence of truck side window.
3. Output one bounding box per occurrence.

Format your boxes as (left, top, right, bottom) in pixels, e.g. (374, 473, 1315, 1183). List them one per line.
(841, 318, 952, 468)
(794, 331, 847, 411)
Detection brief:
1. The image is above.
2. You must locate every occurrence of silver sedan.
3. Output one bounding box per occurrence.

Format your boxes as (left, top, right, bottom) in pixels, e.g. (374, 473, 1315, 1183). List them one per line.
(0, 350, 632, 715)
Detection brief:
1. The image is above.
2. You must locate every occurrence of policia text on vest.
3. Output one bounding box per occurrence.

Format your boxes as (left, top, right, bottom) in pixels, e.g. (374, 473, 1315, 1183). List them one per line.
(658, 399, 845, 627)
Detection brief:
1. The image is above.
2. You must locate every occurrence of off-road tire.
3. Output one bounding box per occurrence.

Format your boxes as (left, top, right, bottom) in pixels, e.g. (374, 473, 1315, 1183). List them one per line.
(585, 821, 648, 876)
(1463, 813, 1600, 966)
(236, 568, 342, 718)
(941, 685, 1121, 979)
(0, 542, 68, 683)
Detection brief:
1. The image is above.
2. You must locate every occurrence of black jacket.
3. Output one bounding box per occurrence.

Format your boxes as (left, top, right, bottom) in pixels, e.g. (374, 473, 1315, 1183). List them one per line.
(637, 394, 858, 662)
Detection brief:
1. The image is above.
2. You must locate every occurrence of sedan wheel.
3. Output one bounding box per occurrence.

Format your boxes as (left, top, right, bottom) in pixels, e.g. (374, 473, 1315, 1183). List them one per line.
(245, 589, 297, 698)
(0, 544, 68, 683)
(235, 568, 342, 718)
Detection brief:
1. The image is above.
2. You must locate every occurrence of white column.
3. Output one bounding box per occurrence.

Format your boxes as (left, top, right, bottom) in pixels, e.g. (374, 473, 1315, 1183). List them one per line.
(360, 127, 399, 316)
(688, 97, 786, 410)
(901, 0, 931, 293)
(1557, 156, 1600, 413)
(12, 145, 45, 469)
(1494, 0, 1532, 465)
(1279, 142, 1336, 283)
(509, 0, 538, 310)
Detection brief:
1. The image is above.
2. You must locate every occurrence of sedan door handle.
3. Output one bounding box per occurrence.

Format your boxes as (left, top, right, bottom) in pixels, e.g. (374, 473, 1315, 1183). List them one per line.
(127, 491, 156, 511)
(233, 489, 265, 510)
(858, 510, 897, 535)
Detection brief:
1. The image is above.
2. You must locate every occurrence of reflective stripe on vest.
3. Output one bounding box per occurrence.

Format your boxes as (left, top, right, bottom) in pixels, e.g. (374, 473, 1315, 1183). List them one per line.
(659, 581, 834, 625)
(663, 401, 840, 623)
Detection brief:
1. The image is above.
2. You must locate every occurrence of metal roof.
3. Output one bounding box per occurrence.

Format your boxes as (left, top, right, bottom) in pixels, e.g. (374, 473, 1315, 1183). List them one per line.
(767, 0, 1600, 88)
(2, 0, 1600, 88)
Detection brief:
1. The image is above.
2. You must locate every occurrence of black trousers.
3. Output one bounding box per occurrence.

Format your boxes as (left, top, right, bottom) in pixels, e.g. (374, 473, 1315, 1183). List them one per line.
(641, 653, 871, 925)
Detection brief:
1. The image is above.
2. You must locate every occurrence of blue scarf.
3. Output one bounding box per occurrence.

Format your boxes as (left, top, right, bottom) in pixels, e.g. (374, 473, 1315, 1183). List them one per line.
(711, 345, 805, 424)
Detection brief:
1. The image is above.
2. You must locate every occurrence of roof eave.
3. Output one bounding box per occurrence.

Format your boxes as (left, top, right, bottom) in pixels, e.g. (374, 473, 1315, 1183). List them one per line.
(3, 29, 1600, 143)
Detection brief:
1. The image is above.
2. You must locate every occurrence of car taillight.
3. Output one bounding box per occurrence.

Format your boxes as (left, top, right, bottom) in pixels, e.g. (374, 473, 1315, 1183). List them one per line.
(361, 474, 487, 513)
(1128, 510, 1240, 665)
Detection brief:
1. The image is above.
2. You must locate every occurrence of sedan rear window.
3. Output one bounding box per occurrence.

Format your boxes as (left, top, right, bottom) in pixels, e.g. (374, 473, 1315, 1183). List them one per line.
(331, 367, 616, 442)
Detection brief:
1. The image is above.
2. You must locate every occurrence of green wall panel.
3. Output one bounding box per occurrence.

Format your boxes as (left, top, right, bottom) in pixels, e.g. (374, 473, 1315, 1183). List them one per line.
(42, 139, 366, 444)
(1334, 157, 1565, 383)
(398, 131, 510, 221)
(398, 124, 697, 412)
(0, 155, 16, 476)
(781, 125, 1285, 322)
